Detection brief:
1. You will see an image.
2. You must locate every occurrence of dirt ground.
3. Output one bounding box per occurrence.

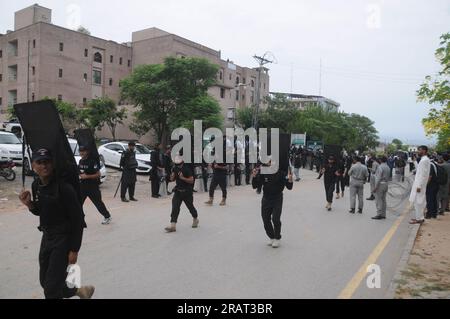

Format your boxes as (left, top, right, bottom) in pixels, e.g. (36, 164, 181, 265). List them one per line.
(395, 213, 450, 299)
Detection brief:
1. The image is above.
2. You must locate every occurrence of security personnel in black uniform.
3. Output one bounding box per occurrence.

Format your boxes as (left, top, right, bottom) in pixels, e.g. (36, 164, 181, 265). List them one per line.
(19, 148, 94, 299)
(320, 156, 339, 211)
(78, 145, 111, 224)
(205, 161, 228, 206)
(252, 159, 293, 248)
(120, 141, 138, 202)
(164, 155, 199, 233)
(150, 143, 164, 198)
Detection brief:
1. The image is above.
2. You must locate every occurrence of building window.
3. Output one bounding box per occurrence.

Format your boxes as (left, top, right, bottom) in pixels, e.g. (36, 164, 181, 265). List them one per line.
(128, 59, 131, 67)
(219, 71, 223, 80)
(83, 73, 87, 82)
(119, 57, 123, 65)
(93, 70, 102, 85)
(32, 66, 35, 75)
(109, 78, 113, 86)
(227, 108, 235, 120)
(251, 92, 254, 103)
(0, 97, 2, 106)
(0, 50, 2, 58)
(59, 42, 64, 52)
(0, 74, 2, 82)
(229, 73, 232, 81)
(33, 39, 36, 48)
(236, 76, 240, 85)
(242, 77, 246, 84)
(235, 91, 239, 101)
(84, 49, 88, 57)
(57, 95, 62, 101)
(94, 52, 102, 63)
(59, 69, 63, 78)
(220, 88, 225, 99)
(31, 93, 35, 101)
(242, 94, 245, 101)
(251, 79, 255, 88)
(110, 55, 113, 63)
(83, 98, 87, 106)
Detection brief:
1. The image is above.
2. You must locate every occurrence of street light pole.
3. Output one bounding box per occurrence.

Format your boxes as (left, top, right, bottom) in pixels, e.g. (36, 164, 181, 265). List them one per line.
(252, 53, 275, 130)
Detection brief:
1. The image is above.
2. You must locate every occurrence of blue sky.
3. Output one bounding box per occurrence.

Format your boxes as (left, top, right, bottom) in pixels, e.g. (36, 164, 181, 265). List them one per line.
(1, 0, 448, 145)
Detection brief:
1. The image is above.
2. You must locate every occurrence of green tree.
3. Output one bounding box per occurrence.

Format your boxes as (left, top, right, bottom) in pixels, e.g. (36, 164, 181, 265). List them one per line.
(236, 106, 256, 129)
(77, 26, 91, 35)
(87, 97, 127, 141)
(120, 57, 220, 144)
(417, 33, 450, 151)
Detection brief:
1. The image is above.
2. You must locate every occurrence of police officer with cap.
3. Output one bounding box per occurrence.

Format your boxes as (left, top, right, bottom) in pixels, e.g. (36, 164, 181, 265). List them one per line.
(120, 141, 138, 202)
(19, 148, 95, 299)
(78, 145, 112, 224)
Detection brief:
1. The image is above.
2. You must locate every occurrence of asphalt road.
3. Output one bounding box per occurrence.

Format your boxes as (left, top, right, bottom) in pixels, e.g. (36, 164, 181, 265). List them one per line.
(0, 167, 414, 299)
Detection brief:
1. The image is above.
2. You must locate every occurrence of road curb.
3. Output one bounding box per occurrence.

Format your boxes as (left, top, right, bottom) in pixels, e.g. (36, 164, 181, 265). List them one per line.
(384, 208, 421, 299)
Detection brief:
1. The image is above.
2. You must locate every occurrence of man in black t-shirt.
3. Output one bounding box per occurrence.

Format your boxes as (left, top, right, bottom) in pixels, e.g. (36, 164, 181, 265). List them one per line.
(205, 161, 228, 206)
(78, 146, 111, 225)
(164, 155, 199, 233)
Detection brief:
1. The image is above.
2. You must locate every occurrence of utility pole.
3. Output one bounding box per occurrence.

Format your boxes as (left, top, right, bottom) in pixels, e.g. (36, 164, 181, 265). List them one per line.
(252, 52, 275, 130)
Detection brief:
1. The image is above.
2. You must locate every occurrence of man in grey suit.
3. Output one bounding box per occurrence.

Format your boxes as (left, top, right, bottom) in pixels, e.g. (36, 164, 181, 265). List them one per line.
(348, 156, 369, 214)
(372, 156, 391, 220)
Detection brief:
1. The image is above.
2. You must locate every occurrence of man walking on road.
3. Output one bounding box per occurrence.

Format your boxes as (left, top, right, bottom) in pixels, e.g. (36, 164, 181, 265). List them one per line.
(164, 156, 199, 233)
(409, 146, 430, 224)
(321, 156, 338, 211)
(205, 161, 228, 206)
(252, 159, 293, 248)
(78, 146, 111, 225)
(19, 148, 94, 299)
(371, 156, 390, 220)
(348, 156, 369, 214)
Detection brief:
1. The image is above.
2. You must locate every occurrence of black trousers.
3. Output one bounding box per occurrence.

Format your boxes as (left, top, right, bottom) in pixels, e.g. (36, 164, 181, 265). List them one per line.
(120, 181, 135, 199)
(324, 180, 335, 203)
(170, 191, 198, 223)
(426, 183, 439, 218)
(39, 232, 78, 299)
(335, 176, 345, 194)
(245, 163, 251, 184)
(150, 170, 160, 196)
(261, 195, 283, 240)
(235, 166, 242, 185)
(209, 175, 227, 198)
(81, 183, 111, 218)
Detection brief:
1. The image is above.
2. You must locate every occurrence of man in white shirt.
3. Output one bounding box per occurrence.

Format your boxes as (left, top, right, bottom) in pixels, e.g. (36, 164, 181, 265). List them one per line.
(409, 146, 431, 224)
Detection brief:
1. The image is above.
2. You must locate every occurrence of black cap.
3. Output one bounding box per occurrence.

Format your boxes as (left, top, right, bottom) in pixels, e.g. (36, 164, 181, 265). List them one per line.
(128, 141, 136, 146)
(79, 145, 88, 152)
(31, 148, 52, 162)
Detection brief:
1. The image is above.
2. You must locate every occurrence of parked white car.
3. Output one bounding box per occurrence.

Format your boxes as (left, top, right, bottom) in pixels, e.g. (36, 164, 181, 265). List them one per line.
(98, 142, 152, 174)
(23, 137, 107, 183)
(0, 131, 23, 165)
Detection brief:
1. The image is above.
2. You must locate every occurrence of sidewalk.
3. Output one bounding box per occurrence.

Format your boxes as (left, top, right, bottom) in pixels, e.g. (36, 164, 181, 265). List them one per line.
(394, 213, 450, 299)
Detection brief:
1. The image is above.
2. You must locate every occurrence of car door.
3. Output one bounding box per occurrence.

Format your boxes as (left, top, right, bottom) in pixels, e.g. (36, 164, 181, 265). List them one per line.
(103, 144, 120, 167)
(110, 144, 126, 168)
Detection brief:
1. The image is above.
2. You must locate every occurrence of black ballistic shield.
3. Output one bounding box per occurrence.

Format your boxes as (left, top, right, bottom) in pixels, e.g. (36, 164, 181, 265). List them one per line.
(263, 131, 290, 172)
(74, 129, 100, 165)
(14, 100, 82, 202)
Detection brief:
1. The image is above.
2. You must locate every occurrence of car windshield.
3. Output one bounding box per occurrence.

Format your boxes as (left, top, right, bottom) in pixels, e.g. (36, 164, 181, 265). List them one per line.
(135, 144, 151, 154)
(0, 134, 22, 145)
(70, 142, 80, 156)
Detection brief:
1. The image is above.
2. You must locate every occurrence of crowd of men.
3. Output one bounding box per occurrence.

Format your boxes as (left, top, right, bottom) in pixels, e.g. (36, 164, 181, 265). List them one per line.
(17, 137, 450, 299)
